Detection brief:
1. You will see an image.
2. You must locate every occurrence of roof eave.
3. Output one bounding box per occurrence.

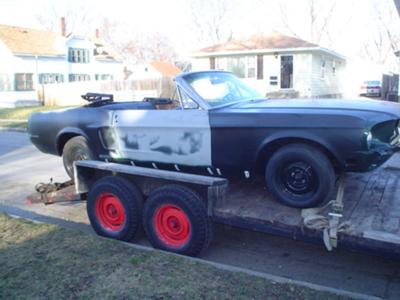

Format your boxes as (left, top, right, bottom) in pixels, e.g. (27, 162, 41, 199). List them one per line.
(95, 57, 123, 63)
(191, 46, 345, 60)
(14, 52, 65, 58)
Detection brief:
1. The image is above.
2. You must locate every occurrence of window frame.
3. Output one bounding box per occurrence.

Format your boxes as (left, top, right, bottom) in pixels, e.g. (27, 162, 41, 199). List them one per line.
(39, 73, 64, 84)
(15, 73, 34, 91)
(177, 86, 200, 110)
(69, 74, 91, 82)
(68, 48, 90, 63)
(224, 55, 257, 79)
(0, 74, 12, 91)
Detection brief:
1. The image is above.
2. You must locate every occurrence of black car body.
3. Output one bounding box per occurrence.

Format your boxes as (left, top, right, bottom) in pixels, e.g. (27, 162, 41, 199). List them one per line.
(28, 71, 400, 208)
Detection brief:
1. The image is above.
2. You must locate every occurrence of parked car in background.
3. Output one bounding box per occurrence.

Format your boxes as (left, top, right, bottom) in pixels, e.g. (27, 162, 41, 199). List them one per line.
(28, 71, 400, 208)
(360, 80, 382, 97)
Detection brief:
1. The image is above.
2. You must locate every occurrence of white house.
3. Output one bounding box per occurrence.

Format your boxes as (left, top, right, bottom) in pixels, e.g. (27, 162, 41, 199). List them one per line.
(129, 61, 181, 80)
(0, 21, 123, 107)
(191, 33, 346, 98)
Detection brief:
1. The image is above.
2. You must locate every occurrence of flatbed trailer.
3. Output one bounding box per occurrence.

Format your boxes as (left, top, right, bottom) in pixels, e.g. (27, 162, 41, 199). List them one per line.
(29, 160, 400, 258)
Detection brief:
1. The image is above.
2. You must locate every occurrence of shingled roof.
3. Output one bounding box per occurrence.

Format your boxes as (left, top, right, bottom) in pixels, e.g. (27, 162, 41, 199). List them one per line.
(0, 24, 64, 56)
(196, 32, 319, 55)
(0, 24, 122, 61)
(150, 61, 181, 76)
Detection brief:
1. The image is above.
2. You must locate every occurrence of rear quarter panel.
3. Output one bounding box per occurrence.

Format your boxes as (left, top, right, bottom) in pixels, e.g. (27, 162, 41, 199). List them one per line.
(28, 107, 111, 156)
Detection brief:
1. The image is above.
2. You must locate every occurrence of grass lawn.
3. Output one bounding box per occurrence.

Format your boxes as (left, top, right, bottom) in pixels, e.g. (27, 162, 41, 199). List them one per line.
(0, 213, 351, 300)
(0, 106, 69, 129)
(0, 106, 67, 120)
(0, 121, 28, 129)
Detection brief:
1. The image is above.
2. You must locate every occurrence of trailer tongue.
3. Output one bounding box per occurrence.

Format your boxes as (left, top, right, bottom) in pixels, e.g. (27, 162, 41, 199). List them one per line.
(27, 160, 400, 258)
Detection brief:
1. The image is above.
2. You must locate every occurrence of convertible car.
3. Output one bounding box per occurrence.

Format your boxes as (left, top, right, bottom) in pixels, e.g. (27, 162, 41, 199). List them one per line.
(28, 71, 400, 208)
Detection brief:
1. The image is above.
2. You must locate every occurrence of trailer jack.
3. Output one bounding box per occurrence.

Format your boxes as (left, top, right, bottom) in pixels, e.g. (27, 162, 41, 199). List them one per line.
(26, 179, 79, 205)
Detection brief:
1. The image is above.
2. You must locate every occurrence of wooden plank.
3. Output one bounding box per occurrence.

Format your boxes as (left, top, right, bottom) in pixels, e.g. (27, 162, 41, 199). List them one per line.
(214, 178, 303, 227)
(76, 160, 227, 186)
(340, 172, 373, 220)
(347, 170, 390, 235)
(370, 171, 400, 235)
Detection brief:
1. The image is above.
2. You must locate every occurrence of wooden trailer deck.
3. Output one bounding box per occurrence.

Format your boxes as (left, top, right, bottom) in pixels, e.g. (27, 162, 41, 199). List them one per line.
(29, 159, 400, 258)
(213, 167, 400, 258)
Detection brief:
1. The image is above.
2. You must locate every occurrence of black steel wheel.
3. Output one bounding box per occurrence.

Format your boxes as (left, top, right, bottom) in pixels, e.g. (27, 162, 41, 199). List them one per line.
(265, 143, 335, 208)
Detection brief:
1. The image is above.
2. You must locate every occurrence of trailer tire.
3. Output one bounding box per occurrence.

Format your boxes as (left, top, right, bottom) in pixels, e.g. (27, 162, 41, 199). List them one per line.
(143, 185, 212, 256)
(63, 136, 94, 179)
(265, 143, 335, 208)
(87, 176, 143, 242)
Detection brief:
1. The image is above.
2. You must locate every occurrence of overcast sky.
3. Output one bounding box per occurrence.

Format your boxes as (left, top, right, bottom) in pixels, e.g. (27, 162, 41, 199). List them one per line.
(0, 0, 399, 66)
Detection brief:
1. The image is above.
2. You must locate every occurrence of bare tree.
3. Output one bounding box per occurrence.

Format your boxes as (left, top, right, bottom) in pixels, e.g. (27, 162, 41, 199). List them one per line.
(185, 0, 235, 46)
(278, 0, 336, 45)
(34, 0, 95, 36)
(360, 0, 400, 69)
(98, 18, 177, 65)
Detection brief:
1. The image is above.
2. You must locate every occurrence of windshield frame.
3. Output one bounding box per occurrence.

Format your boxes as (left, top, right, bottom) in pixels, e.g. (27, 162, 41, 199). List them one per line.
(175, 70, 263, 110)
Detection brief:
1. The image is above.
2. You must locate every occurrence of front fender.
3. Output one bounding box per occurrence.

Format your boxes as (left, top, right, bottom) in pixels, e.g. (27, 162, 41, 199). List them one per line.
(255, 130, 346, 168)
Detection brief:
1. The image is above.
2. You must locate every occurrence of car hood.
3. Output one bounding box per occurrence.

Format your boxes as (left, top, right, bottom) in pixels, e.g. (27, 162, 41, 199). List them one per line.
(228, 98, 400, 118)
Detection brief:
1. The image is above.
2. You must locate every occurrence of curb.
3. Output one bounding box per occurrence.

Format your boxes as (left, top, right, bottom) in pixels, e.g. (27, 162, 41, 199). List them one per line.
(0, 204, 378, 300)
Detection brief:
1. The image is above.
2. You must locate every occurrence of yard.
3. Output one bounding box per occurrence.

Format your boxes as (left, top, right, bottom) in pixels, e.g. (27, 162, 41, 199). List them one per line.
(0, 213, 350, 300)
(0, 106, 68, 129)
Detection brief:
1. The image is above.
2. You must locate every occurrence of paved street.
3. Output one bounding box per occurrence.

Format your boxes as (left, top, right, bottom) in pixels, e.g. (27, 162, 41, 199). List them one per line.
(1, 130, 399, 299)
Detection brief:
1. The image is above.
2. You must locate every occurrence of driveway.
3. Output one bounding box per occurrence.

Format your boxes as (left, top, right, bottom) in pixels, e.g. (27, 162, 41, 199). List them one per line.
(1, 130, 399, 299)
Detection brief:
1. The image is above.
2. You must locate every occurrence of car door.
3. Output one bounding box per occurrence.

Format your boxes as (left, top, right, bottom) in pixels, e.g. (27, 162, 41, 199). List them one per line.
(110, 88, 212, 168)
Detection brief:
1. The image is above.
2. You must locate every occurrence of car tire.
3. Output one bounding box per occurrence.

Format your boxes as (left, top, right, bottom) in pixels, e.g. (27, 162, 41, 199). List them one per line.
(62, 136, 94, 179)
(143, 184, 212, 256)
(87, 176, 143, 241)
(265, 143, 335, 208)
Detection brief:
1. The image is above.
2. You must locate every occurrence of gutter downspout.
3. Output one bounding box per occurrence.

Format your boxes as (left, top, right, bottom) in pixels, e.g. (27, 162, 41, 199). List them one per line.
(34, 55, 41, 104)
(395, 51, 400, 102)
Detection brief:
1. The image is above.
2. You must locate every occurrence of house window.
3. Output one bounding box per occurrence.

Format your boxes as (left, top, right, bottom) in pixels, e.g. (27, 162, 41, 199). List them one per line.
(39, 73, 64, 84)
(321, 57, 326, 78)
(0, 74, 12, 91)
(226, 56, 256, 79)
(247, 56, 256, 78)
(68, 48, 90, 63)
(215, 57, 227, 70)
(69, 74, 90, 82)
(280, 55, 293, 89)
(95, 74, 114, 81)
(15, 73, 34, 91)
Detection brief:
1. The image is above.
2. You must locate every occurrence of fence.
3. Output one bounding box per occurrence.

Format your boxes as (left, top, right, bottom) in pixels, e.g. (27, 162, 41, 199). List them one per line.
(38, 77, 175, 106)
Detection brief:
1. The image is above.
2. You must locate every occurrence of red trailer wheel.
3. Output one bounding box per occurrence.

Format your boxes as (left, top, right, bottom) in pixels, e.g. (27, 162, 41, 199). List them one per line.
(95, 193, 126, 231)
(87, 176, 143, 241)
(143, 184, 212, 256)
(154, 204, 191, 247)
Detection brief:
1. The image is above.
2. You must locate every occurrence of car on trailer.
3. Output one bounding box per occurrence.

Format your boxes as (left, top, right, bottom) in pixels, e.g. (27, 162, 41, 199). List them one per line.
(28, 71, 400, 210)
